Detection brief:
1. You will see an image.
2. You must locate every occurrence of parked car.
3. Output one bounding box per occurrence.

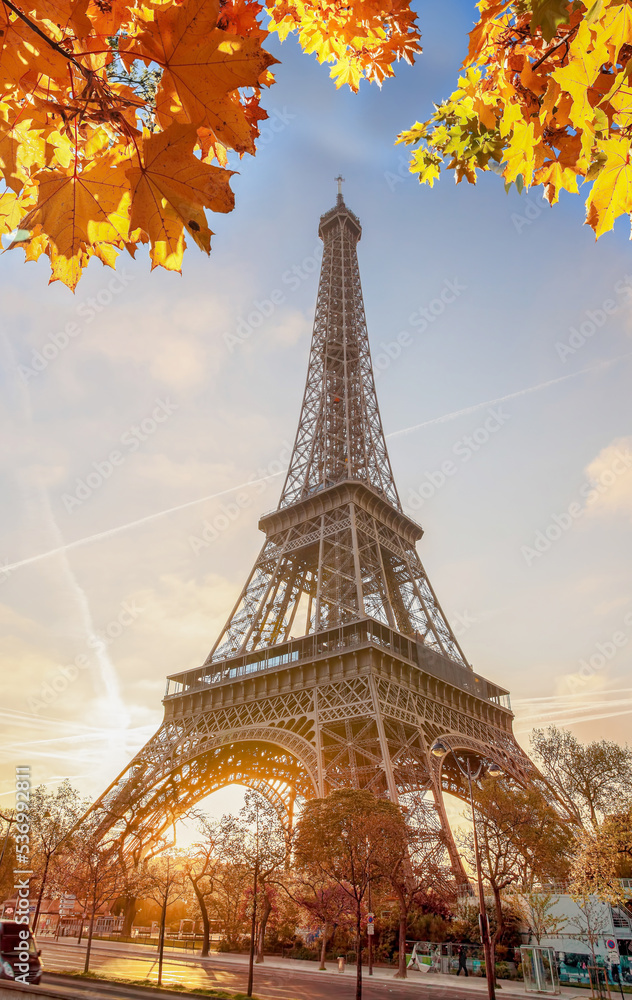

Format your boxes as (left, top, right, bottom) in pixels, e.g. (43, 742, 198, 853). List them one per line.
(0, 921, 42, 984)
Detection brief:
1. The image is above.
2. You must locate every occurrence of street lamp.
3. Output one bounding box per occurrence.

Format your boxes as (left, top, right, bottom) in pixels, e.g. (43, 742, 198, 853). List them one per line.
(430, 739, 504, 1000)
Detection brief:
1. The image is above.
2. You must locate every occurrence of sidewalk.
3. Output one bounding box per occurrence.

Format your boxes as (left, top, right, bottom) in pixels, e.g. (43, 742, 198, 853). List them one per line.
(41, 939, 588, 997)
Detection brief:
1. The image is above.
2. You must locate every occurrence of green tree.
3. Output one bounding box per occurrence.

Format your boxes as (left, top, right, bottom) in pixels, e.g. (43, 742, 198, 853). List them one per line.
(283, 872, 352, 969)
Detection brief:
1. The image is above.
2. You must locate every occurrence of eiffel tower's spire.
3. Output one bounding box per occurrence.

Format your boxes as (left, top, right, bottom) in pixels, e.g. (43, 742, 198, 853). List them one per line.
(279, 191, 400, 510)
(206, 195, 468, 666)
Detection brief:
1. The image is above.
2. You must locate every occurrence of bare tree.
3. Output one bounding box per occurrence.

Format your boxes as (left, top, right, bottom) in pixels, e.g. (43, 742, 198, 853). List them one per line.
(459, 778, 571, 980)
(384, 811, 456, 979)
(220, 793, 287, 997)
(182, 818, 225, 957)
(531, 726, 632, 831)
(0, 811, 17, 904)
(511, 890, 566, 945)
(56, 828, 122, 973)
(143, 852, 187, 987)
(29, 781, 89, 932)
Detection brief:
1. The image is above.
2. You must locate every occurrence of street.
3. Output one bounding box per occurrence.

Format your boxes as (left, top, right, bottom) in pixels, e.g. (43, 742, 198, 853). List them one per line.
(39, 940, 479, 1000)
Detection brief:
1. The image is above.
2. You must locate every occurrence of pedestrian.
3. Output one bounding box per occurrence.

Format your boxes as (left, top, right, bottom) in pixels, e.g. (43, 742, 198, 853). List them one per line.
(457, 944, 469, 977)
(606, 952, 624, 999)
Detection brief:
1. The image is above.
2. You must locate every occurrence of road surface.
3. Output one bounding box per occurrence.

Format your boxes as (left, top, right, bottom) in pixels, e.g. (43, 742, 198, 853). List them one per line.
(39, 939, 479, 1000)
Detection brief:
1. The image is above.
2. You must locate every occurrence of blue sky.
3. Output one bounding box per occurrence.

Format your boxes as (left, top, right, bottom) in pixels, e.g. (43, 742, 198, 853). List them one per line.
(1, 0, 631, 813)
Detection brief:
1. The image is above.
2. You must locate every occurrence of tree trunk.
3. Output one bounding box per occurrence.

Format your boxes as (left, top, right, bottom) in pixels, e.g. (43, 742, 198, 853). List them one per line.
(256, 892, 271, 964)
(246, 861, 258, 998)
(33, 853, 50, 934)
(84, 895, 97, 974)
(395, 905, 408, 979)
(319, 922, 328, 970)
(355, 904, 362, 1000)
(157, 893, 168, 987)
(491, 885, 504, 987)
(77, 909, 86, 945)
(121, 896, 137, 937)
(192, 881, 210, 958)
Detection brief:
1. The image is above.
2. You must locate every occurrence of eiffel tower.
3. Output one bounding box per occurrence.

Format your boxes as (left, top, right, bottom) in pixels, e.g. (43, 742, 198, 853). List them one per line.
(89, 185, 541, 876)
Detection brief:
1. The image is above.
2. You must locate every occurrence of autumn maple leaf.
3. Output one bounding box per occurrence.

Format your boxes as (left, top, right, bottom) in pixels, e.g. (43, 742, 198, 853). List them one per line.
(126, 124, 235, 272)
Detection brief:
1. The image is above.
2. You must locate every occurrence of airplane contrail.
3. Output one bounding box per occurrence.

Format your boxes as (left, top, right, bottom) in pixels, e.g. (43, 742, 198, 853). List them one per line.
(4, 351, 630, 578)
(386, 351, 632, 439)
(2, 470, 284, 576)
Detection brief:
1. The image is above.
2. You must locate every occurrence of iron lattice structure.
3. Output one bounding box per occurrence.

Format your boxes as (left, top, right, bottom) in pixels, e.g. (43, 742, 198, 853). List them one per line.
(87, 193, 545, 878)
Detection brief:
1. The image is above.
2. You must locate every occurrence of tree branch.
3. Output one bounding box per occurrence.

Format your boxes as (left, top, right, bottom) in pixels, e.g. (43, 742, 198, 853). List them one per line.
(531, 27, 578, 72)
(1, 0, 88, 76)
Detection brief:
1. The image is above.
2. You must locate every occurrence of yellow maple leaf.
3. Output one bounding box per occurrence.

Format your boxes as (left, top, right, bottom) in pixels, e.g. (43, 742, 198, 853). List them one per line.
(535, 159, 579, 203)
(552, 20, 609, 130)
(598, 2, 632, 62)
(0, 103, 47, 192)
(585, 136, 632, 237)
(503, 120, 538, 186)
(126, 124, 234, 272)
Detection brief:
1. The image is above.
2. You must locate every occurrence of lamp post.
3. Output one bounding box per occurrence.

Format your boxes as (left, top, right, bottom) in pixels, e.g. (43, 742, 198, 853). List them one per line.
(367, 852, 373, 977)
(430, 740, 503, 1000)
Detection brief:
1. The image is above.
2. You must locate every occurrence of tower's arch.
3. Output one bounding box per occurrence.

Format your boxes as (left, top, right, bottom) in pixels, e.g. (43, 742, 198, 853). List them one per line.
(76, 193, 555, 891)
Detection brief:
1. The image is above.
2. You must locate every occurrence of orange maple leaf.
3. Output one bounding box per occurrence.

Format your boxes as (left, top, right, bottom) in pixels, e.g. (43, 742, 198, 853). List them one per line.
(17, 148, 132, 287)
(126, 123, 234, 272)
(121, 0, 276, 152)
(0, 5, 70, 96)
(21, 0, 92, 38)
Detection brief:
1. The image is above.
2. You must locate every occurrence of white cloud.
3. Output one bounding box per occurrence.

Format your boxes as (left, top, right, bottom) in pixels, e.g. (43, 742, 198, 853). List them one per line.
(583, 436, 632, 520)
